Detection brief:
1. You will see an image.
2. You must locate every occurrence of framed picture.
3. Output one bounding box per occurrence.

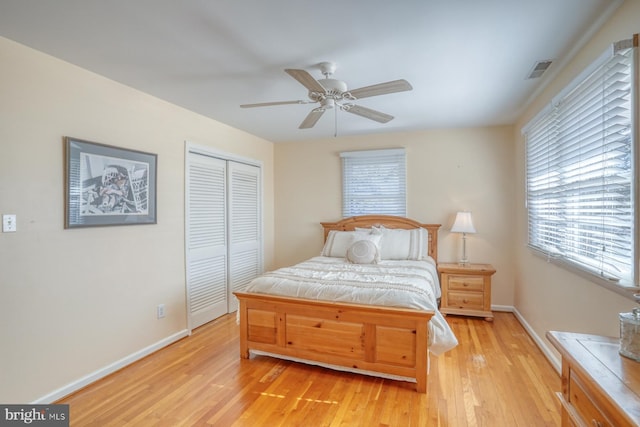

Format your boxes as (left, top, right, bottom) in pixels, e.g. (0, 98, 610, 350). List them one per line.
(64, 136, 157, 228)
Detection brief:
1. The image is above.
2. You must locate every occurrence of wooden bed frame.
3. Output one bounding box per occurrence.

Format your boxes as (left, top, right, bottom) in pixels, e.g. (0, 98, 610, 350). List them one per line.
(234, 215, 441, 393)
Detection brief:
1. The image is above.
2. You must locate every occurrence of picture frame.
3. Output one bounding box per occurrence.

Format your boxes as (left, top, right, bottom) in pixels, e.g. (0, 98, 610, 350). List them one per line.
(64, 136, 157, 228)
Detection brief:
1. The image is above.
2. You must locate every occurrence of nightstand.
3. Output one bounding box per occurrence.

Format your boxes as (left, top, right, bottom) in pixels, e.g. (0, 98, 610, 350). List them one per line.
(437, 263, 496, 321)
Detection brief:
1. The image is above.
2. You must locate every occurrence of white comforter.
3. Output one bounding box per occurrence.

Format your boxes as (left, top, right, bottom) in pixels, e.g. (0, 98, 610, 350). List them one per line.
(244, 256, 458, 355)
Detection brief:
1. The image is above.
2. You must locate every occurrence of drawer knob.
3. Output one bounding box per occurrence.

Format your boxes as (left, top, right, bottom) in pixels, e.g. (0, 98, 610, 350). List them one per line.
(591, 420, 603, 427)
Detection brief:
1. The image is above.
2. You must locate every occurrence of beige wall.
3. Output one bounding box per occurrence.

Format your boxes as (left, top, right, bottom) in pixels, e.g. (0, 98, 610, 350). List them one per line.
(0, 37, 275, 403)
(274, 127, 515, 307)
(513, 0, 639, 356)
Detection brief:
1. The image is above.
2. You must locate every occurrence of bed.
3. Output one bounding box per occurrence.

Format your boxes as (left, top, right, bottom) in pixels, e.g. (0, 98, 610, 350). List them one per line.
(234, 215, 457, 393)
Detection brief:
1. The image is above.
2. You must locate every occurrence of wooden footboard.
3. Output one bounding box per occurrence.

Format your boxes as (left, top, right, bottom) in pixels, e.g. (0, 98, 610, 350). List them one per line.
(234, 291, 433, 393)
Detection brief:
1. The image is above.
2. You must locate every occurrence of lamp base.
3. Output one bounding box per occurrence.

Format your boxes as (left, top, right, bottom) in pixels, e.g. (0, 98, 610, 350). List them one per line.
(458, 233, 470, 265)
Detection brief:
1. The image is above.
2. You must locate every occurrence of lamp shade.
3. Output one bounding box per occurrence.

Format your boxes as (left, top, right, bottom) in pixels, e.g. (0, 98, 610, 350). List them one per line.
(451, 211, 476, 234)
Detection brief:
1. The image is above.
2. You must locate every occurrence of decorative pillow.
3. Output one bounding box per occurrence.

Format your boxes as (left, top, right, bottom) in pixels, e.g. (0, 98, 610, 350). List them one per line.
(346, 239, 380, 264)
(377, 226, 429, 260)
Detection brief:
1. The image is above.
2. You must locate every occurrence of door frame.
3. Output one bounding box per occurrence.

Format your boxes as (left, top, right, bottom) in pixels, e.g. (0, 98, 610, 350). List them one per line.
(184, 141, 264, 332)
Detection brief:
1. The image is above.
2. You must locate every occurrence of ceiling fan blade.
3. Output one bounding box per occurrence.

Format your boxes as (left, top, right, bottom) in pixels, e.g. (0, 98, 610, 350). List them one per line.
(299, 109, 325, 129)
(285, 69, 326, 93)
(348, 79, 412, 99)
(240, 100, 310, 108)
(344, 105, 394, 123)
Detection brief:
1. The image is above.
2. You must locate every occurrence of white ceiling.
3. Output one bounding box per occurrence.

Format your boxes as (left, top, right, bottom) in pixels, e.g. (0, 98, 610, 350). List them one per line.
(0, 0, 622, 142)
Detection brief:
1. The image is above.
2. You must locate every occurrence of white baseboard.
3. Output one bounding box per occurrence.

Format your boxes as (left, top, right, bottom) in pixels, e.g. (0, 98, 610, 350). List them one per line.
(511, 308, 561, 373)
(492, 304, 561, 373)
(34, 329, 190, 404)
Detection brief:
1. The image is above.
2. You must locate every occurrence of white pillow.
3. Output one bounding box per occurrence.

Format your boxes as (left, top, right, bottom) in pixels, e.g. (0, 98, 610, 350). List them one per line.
(321, 230, 382, 258)
(346, 239, 380, 264)
(377, 226, 429, 260)
(355, 226, 384, 236)
(321, 230, 358, 257)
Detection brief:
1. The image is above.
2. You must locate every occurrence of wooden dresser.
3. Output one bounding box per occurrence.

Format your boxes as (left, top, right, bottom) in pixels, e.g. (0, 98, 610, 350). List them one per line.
(547, 331, 640, 427)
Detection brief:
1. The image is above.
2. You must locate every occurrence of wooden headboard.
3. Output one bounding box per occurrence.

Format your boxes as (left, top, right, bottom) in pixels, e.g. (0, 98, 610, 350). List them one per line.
(320, 215, 441, 262)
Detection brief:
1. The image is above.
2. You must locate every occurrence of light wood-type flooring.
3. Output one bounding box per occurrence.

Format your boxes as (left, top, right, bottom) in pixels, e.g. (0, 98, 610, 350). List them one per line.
(59, 311, 561, 426)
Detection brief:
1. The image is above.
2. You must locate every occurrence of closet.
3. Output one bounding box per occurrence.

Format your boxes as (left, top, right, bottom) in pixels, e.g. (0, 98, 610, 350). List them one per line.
(185, 144, 262, 329)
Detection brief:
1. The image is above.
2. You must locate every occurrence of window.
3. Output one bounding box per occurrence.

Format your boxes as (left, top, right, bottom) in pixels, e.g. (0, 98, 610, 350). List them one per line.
(341, 148, 406, 217)
(523, 36, 637, 288)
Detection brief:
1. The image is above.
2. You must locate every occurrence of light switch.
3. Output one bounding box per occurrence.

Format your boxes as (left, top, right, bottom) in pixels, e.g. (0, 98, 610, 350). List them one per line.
(2, 214, 17, 232)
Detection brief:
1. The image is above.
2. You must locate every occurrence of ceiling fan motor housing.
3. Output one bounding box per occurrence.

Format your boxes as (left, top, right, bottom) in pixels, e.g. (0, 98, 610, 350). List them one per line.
(311, 78, 348, 101)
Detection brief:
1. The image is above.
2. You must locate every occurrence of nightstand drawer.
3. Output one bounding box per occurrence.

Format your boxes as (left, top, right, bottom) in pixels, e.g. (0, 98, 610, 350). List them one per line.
(448, 276, 484, 292)
(445, 291, 484, 310)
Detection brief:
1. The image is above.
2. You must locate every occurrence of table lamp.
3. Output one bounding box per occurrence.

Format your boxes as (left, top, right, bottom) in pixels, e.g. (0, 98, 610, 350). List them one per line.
(451, 211, 476, 265)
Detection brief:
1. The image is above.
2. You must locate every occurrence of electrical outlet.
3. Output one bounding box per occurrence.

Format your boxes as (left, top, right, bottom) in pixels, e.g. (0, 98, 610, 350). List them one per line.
(2, 214, 17, 232)
(157, 304, 166, 319)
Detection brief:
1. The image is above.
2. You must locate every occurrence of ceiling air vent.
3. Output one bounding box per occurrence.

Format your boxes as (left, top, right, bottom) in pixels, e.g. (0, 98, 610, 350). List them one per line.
(526, 60, 553, 79)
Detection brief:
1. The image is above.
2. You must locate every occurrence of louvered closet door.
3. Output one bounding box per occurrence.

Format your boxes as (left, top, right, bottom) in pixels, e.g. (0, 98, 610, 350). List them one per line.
(186, 153, 228, 328)
(227, 162, 262, 312)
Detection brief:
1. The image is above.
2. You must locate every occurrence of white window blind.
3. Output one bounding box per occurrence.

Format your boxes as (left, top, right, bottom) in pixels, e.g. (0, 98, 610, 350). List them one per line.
(524, 37, 637, 286)
(341, 148, 406, 217)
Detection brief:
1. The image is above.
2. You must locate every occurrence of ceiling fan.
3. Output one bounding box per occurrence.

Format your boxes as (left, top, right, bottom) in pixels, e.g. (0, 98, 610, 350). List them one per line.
(240, 61, 413, 129)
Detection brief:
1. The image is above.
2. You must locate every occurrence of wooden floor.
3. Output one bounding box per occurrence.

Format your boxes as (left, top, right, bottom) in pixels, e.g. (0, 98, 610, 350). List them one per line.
(59, 312, 561, 426)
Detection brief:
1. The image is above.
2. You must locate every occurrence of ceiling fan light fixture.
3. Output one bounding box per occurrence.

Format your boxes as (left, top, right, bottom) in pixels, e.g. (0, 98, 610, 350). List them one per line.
(321, 98, 336, 109)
